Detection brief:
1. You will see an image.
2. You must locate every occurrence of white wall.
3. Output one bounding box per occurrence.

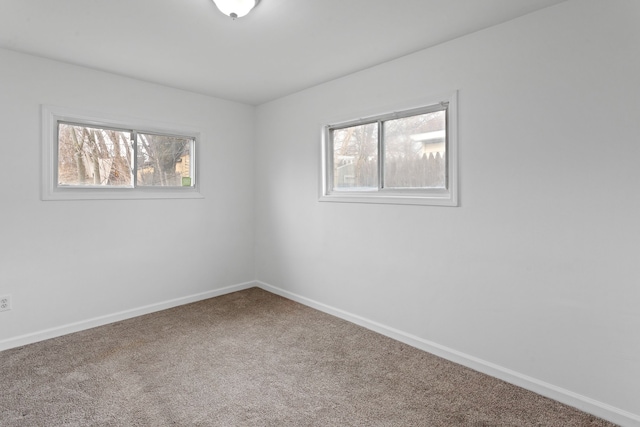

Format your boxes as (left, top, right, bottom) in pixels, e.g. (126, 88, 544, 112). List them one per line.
(254, 0, 640, 423)
(0, 49, 255, 345)
(1, 0, 638, 424)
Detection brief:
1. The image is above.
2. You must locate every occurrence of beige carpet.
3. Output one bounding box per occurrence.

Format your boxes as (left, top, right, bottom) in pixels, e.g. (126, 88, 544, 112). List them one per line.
(1, 288, 615, 426)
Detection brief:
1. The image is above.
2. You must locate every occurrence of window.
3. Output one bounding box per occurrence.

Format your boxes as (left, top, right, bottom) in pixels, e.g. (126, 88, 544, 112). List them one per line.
(320, 93, 458, 206)
(42, 105, 201, 200)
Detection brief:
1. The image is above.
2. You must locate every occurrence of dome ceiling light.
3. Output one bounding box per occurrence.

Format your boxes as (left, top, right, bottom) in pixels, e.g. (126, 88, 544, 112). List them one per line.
(211, 0, 260, 19)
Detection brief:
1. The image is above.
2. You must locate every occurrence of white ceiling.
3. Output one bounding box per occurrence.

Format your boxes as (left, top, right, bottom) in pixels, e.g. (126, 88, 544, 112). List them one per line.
(0, 0, 566, 105)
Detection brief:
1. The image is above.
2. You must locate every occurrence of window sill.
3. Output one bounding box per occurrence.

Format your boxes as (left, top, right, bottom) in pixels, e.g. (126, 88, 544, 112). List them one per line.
(319, 191, 457, 207)
(42, 187, 204, 201)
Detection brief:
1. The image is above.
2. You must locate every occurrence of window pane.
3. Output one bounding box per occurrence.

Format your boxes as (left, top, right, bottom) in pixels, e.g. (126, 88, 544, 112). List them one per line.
(383, 110, 446, 189)
(332, 122, 378, 190)
(137, 133, 194, 187)
(58, 123, 133, 187)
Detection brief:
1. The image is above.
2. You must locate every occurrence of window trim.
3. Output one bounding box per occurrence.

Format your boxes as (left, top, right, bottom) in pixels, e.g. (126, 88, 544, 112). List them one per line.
(319, 91, 458, 206)
(42, 105, 203, 201)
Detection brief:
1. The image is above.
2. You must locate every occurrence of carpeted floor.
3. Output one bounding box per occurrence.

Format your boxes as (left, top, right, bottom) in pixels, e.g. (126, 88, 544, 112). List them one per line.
(1, 287, 616, 426)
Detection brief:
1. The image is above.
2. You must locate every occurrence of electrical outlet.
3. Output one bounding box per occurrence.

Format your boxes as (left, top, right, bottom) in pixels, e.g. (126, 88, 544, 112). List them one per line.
(0, 295, 11, 312)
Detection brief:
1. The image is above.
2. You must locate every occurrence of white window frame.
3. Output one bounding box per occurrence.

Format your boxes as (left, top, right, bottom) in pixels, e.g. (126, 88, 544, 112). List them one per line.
(319, 92, 458, 206)
(42, 105, 203, 201)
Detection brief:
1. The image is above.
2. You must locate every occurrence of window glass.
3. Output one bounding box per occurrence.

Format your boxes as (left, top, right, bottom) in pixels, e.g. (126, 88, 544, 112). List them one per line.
(137, 133, 194, 187)
(383, 110, 446, 189)
(58, 123, 133, 187)
(331, 122, 378, 190)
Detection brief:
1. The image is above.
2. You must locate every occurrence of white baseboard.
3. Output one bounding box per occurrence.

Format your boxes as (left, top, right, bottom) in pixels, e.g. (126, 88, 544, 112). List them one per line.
(256, 281, 640, 427)
(0, 281, 256, 352)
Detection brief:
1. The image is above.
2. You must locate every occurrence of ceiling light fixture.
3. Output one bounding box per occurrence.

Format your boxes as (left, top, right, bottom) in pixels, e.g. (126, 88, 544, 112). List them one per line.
(211, 0, 260, 19)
